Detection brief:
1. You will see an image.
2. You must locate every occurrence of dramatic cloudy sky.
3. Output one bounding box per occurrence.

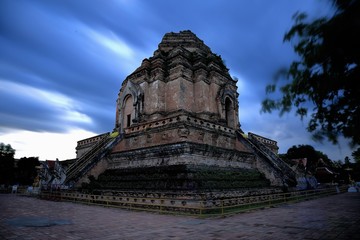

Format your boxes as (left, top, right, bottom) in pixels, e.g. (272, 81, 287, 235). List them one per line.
(0, 0, 353, 161)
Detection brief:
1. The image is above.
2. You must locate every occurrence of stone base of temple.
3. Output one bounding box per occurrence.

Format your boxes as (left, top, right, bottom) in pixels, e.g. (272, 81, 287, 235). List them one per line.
(79, 176, 283, 201)
(76, 140, 294, 193)
(78, 161, 293, 202)
(90, 164, 270, 191)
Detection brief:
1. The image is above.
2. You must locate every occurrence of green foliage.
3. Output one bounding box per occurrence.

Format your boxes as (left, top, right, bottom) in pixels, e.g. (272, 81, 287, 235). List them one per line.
(16, 157, 40, 185)
(340, 156, 360, 182)
(262, 0, 360, 147)
(352, 148, 360, 163)
(0, 143, 16, 185)
(0, 143, 15, 158)
(0, 143, 42, 186)
(204, 54, 229, 71)
(284, 144, 334, 173)
(344, 156, 351, 165)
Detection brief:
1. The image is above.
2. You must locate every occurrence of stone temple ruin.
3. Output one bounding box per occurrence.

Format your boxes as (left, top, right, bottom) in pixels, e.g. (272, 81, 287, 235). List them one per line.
(64, 30, 296, 198)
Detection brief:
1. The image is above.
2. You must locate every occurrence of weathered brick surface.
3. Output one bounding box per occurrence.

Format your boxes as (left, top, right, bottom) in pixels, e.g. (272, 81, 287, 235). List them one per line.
(116, 30, 239, 135)
(74, 30, 294, 189)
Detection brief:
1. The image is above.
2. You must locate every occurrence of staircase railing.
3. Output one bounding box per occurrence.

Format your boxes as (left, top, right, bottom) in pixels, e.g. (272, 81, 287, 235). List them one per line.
(237, 131, 297, 186)
(65, 134, 109, 180)
(64, 133, 123, 185)
(250, 136, 295, 174)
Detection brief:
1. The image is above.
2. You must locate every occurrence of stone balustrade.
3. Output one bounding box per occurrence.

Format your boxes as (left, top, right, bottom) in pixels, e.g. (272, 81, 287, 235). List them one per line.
(77, 133, 109, 147)
(125, 114, 234, 135)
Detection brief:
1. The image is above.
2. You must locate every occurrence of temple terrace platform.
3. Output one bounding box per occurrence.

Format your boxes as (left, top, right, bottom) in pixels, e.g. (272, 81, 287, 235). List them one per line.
(0, 192, 359, 240)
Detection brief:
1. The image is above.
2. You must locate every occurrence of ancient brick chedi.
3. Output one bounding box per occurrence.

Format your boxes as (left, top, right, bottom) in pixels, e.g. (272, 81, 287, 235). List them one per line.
(113, 30, 244, 157)
(66, 30, 296, 194)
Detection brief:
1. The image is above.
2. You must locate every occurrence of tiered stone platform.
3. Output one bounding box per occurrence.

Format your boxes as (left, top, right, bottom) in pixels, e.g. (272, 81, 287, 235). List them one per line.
(69, 30, 297, 195)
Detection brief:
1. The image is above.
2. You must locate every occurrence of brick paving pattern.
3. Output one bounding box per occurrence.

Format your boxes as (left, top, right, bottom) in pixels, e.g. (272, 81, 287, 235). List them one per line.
(0, 192, 359, 239)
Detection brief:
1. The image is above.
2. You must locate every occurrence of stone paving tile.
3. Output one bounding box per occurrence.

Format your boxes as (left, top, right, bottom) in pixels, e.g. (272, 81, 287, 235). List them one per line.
(1, 193, 359, 239)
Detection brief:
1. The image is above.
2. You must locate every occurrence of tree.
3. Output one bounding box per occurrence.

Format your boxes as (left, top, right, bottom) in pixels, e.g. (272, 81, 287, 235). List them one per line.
(0, 143, 16, 185)
(0, 143, 15, 158)
(285, 144, 331, 174)
(344, 156, 351, 165)
(352, 148, 360, 163)
(262, 0, 360, 148)
(15, 157, 40, 185)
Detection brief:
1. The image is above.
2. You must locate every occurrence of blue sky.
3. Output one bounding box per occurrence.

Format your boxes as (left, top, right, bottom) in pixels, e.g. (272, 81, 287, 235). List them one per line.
(0, 0, 353, 161)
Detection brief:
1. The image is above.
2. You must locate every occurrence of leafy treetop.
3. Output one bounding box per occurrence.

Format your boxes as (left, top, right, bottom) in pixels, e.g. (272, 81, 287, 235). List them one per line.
(262, 0, 360, 147)
(0, 143, 15, 158)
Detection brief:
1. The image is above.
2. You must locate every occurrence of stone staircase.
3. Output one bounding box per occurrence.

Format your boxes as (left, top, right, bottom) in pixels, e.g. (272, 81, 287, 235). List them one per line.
(237, 131, 297, 188)
(64, 133, 123, 186)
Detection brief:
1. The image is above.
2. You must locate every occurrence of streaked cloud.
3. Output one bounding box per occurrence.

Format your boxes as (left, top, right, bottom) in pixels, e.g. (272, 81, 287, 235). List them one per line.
(0, 80, 92, 129)
(86, 29, 134, 59)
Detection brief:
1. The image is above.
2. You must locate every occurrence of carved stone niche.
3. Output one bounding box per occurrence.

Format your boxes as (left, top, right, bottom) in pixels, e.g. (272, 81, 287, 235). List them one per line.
(162, 132, 169, 140)
(211, 133, 219, 145)
(146, 134, 152, 143)
(178, 127, 190, 138)
(211, 133, 219, 140)
(198, 132, 205, 141)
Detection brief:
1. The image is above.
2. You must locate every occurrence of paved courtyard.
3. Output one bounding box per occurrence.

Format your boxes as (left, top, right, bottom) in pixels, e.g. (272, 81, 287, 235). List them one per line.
(0, 192, 359, 240)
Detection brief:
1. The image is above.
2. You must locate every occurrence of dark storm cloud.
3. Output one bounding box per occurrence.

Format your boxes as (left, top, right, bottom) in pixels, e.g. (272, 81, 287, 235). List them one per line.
(1, 1, 122, 92)
(31, 0, 160, 51)
(0, 89, 64, 132)
(0, 0, 132, 133)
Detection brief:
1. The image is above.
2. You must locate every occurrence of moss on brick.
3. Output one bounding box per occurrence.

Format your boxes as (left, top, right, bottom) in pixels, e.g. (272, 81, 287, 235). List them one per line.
(86, 164, 270, 192)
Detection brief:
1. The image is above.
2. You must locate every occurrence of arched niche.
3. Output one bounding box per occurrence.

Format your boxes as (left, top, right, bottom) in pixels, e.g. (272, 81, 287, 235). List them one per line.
(216, 85, 239, 129)
(123, 94, 134, 128)
(225, 97, 235, 128)
(116, 79, 143, 133)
